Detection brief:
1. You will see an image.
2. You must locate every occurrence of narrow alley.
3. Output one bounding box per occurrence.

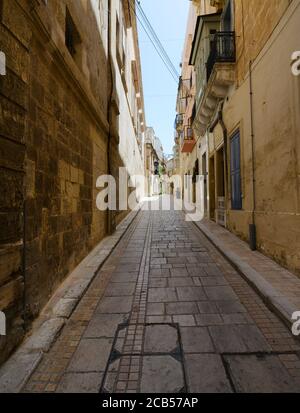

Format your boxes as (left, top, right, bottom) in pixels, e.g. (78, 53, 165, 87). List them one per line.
(1, 0, 300, 400)
(19, 197, 300, 393)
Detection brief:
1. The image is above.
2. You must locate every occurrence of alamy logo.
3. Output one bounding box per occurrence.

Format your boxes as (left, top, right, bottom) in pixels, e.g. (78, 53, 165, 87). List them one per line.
(291, 311, 300, 336)
(0, 311, 6, 336)
(291, 51, 300, 76)
(0, 51, 6, 76)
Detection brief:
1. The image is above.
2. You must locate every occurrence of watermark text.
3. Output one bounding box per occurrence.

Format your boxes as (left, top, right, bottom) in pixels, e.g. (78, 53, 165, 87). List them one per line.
(291, 51, 300, 76)
(0, 311, 6, 336)
(0, 51, 6, 76)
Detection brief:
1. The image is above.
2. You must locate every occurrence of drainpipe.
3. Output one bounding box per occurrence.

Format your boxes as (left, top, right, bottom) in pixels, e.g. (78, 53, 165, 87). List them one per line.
(22, 186, 27, 329)
(249, 60, 257, 251)
(218, 100, 228, 204)
(216, 100, 228, 227)
(107, 0, 115, 235)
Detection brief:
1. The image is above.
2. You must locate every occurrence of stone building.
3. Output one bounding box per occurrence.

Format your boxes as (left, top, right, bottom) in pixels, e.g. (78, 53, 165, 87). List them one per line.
(185, 0, 300, 274)
(144, 126, 164, 196)
(0, 0, 145, 365)
(175, 0, 216, 213)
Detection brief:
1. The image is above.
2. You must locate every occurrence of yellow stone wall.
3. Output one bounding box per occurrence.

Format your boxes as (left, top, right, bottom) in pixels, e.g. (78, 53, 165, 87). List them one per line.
(224, 0, 300, 274)
(235, 0, 292, 83)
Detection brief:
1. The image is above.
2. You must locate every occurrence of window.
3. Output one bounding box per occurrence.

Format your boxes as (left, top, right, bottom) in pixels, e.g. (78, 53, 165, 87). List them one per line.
(230, 130, 242, 210)
(65, 9, 82, 66)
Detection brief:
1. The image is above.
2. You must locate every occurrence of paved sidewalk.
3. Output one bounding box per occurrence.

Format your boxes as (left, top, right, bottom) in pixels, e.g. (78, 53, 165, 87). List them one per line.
(196, 219, 300, 327)
(3, 197, 300, 393)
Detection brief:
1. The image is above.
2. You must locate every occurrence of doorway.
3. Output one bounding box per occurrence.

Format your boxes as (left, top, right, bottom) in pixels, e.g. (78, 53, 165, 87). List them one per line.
(216, 147, 226, 226)
(209, 156, 215, 220)
(202, 153, 207, 215)
(192, 159, 199, 204)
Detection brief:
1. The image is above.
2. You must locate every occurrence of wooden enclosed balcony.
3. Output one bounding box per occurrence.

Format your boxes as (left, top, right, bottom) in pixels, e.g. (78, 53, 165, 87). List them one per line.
(181, 126, 196, 153)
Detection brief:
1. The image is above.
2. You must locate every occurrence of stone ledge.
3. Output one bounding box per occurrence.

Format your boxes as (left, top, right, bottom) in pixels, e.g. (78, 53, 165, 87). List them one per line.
(0, 205, 142, 393)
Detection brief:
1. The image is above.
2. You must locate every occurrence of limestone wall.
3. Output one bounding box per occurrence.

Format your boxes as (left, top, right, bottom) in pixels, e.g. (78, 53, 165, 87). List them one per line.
(0, 0, 145, 365)
(224, 0, 300, 274)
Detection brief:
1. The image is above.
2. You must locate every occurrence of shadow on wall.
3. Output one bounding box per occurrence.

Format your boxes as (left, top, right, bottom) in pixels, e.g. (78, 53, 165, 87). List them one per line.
(0, 0, 132, 366)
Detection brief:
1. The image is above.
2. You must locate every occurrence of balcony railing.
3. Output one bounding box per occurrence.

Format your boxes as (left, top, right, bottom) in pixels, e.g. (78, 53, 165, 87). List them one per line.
(206, 31, 236, 82)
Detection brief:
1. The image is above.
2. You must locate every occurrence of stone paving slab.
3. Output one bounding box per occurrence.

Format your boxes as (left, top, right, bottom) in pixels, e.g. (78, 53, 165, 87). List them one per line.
(209, 325, 271, 353)
(166, 302, 199, 315)
(176, 286, 207, 301)
(225, 354, 300, 393)
(84, 314, 128, 338)
(104, 282, 136, 297)
(96, 296, 133, 314)
(196, 218, 300, 327)
(185, 354, 232, 393)
(148, 287, 177, 303)
(56, 372, 103, 393)
(173, 315, 196, 326)
(204, 286, 238, 301)
(146, 303, 165, 315)
(140, 356, 185, 393)
(144, 324, 179, 353)
(215, 300, 247, 314)
(110, 272, 139, 283)
(195, 314, 224, 326)
(67, 338, 113, 373)
(180, 327, 215, 353)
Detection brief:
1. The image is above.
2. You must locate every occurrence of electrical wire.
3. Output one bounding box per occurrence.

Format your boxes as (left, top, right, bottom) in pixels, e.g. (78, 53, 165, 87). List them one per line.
(135, 0, 180, 78)
(128, 0, 179, 83)
(129, 0, 178, 82)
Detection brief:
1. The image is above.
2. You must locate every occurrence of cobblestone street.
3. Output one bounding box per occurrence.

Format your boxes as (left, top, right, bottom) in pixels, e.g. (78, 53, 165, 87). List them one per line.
(21, 198, 300, 393)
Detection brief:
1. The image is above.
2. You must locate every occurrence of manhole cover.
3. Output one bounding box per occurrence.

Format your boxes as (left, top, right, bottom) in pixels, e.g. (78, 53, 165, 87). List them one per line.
(100, 323, 187, 393)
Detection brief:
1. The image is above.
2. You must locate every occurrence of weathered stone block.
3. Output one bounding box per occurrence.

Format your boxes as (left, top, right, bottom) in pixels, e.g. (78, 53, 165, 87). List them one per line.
(0, 277, 23, 310)
(2, 0, 31, 48)
(58, 160, 70, 181)
(0, 169, 23, 210)
(67, 338, 113, 373)
(0, 212, 23, 243)
(225, 354, 300, 393)
(25, 159, 36, 199)
(0, 137, 25, 171)
(0, 97, 26, 142)
(140, 356, 184, 393)
(0, 246, 22, 286)
(185, 354, 232, 393)
(0, 26, 29, 82)
(70, 166, 79, 183)
(56, 372, 103, 393)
